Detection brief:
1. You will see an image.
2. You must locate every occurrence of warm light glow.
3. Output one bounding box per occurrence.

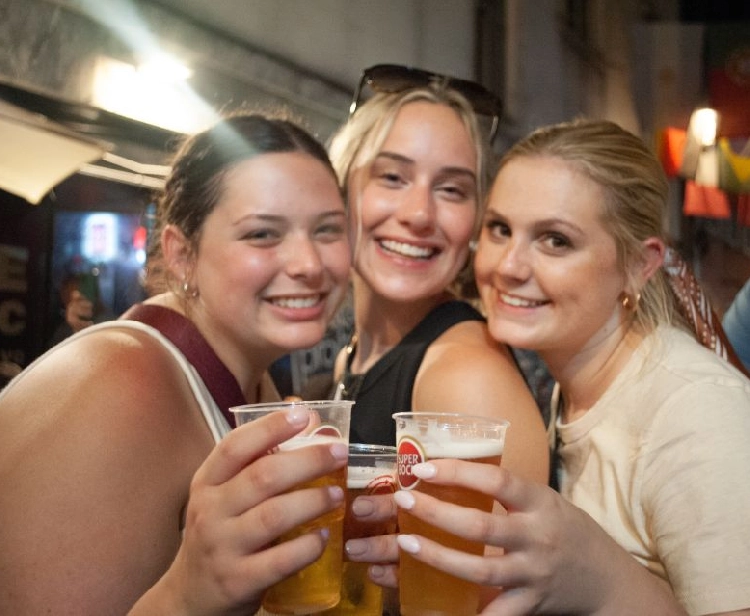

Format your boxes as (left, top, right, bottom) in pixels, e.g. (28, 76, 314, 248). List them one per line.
(137, 53, 193, 82)
(92, 55, 218, 133)
(689, 107, 720, 147)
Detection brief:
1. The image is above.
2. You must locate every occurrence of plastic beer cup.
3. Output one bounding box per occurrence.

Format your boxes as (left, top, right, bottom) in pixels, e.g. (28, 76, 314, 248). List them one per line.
(231, 400, 354, 615)
(320, 443, 397, 616)
(393, 412, 509, 616)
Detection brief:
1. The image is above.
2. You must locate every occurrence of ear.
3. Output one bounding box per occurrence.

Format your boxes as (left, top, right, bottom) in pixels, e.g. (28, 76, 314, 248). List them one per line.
(637, 237, 666, 285)
(161, 224, 193, 281)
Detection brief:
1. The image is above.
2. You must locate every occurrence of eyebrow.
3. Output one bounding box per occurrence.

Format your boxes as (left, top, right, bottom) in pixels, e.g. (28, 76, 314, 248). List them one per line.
(374, 151, 476, 181)
(234, 210, 346, 225)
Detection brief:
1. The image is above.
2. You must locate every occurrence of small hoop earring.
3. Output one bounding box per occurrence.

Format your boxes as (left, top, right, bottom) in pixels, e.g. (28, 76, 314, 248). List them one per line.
(621, 292, 641, 311)
(182, 279, 199, 299)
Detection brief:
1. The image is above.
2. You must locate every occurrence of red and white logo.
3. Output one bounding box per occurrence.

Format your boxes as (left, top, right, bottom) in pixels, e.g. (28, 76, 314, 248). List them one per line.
(366, 475, 397, 495)
(397, 436, 425, 490)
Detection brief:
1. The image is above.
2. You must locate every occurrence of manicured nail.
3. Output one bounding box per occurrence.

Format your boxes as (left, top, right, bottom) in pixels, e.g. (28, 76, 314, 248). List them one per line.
(329, 442, 348, 460)
(351, 497, 375, 517)
(345, 538, 367, 557)
(285, 406, 309, 426)
(394, 490, 415, 509)
(412, 462, 437, 479)
(397, 534, 421, 554)
(319, 527, 330, 541)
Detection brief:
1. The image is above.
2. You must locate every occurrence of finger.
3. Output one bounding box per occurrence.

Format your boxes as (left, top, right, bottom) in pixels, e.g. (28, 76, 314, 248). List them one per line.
(397, 534, 514, 588)
(219, 530, 329, 605)
(233, 484, 345, 554)
(368, 563, 399, 589)
(196, 407, 315, 486)
(412, 460, 547, 514)
(351, 492, 398, 523)
(345, 533, 399, 564)
(221, 439, 348, 516)
(394, 489, 522, 551)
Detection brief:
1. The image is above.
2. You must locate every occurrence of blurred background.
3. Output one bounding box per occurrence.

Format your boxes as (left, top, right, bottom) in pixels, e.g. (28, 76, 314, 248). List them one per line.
(1, 0, 748, 393)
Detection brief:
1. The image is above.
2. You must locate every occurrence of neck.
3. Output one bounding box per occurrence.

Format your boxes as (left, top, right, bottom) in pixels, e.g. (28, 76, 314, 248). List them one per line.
(350, 276, 452, 374)
(544, 322, 645, 423)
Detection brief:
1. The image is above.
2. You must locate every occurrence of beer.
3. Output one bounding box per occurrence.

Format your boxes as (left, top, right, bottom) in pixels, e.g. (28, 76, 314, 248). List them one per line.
(321, 445, 397, 616)
(231, 401, 354, 615)
(393, 413, 508, 616)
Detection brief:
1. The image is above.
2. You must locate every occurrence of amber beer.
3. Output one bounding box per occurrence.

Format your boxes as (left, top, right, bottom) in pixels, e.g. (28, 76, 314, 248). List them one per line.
(321, 444, 397, 616)
(393, 413, 508, 616)
(231, 401, 354, 615)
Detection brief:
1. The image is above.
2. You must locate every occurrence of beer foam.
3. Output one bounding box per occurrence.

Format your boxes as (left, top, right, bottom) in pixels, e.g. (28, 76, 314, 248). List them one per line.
(420, 439, 503, 459)
(347, 465, 395, 489)
(278, 435, 347, 451)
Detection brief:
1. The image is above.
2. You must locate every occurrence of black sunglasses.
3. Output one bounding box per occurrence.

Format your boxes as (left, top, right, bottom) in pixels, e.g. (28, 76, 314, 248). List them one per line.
(349, 63, 502, 143)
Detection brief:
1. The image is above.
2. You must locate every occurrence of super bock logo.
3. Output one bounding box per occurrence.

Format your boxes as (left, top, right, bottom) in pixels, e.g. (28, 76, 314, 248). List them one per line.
(397, 436, 425, 490)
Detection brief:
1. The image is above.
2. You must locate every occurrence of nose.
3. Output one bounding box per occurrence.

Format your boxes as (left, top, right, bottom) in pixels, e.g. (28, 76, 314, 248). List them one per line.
(396, 184, 435, 232)
(494, 238, 532, 282)
(285, 236, 324, 282)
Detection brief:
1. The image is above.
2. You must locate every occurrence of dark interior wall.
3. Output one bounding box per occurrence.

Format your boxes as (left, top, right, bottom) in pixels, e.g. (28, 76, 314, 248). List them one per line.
(0, 190, 53, 367)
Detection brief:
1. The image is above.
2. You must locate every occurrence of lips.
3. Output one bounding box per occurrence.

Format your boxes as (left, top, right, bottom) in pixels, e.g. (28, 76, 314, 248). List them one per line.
(499, 292, 548, 308)
(379, 239, 437, 260)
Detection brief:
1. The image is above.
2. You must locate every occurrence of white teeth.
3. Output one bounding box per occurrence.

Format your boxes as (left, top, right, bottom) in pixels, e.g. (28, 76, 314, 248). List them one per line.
(271, 296, 320, 309)
(500, 293, 544, 308)
(380, 239, 434, 259)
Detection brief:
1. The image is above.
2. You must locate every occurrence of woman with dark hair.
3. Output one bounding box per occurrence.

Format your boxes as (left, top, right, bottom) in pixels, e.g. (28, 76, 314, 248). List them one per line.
(0, 112, 352, 615)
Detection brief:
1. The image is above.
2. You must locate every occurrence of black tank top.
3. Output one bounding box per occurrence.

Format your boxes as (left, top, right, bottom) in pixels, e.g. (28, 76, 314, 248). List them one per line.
(332, 300, 485, 446)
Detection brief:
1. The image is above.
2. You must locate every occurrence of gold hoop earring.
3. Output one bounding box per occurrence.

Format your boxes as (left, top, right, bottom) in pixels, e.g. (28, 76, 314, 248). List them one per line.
(182, 279, 199, 299)
(621, 292, 641, 311)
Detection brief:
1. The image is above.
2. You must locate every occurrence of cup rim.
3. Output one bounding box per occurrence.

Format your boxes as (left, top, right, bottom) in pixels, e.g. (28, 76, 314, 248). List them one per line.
(392, 411, 510, 429)
(231, 400, 355, 414)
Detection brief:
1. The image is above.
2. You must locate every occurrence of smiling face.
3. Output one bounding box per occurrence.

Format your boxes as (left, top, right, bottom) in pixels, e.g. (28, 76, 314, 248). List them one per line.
(348, 101, 478, 303)
(188, 151, 351, 362)
(474, 155, 629, 365)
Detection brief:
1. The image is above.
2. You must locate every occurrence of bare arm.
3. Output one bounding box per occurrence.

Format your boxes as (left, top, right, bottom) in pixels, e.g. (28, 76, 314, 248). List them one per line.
(0, 330, 348, 615)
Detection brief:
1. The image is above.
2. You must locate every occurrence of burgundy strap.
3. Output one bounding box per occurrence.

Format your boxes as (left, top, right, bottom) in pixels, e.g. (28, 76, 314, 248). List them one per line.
(121, 304, 242, 427)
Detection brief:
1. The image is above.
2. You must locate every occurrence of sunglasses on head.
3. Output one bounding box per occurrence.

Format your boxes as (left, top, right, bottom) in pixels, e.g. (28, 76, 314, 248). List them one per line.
(349, 63, 503, 144)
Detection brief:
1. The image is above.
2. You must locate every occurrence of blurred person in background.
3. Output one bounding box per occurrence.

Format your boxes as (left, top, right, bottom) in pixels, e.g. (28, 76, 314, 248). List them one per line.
(0, 112, 352, 615)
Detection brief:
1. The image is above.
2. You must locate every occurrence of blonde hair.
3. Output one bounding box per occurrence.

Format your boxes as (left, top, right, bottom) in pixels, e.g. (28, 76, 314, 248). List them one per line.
(498, 119, 677, 332)
(329, 86, 493, 297)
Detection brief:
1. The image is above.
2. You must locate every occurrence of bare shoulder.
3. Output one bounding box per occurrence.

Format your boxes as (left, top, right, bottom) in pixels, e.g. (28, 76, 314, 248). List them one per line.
(0, 326, 213, 613)
(419, 319, 522, 385)
(2, 325, 207, 434)
(414, 320, 550, 483)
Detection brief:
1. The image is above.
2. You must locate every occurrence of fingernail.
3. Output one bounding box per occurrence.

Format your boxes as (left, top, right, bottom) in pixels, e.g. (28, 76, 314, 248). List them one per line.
(397, 534, 421, 554)
(351, 497, 375, 517)
(394, 490, 415, 509)
(329, 442, 348, 460)
(285, 406, 309, 426)
(319, 527, 330, 541)
(412, 462, 437, 479)
(369, 565, 385, 579)
(345, 538, 367, 557)
(328, 486, 344, 502)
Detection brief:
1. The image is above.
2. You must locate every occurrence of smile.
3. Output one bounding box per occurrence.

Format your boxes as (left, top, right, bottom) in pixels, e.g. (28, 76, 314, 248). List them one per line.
(500, 293, 547, 308)
(380, 239, 436, 259)
(269, 295, 322, 309)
